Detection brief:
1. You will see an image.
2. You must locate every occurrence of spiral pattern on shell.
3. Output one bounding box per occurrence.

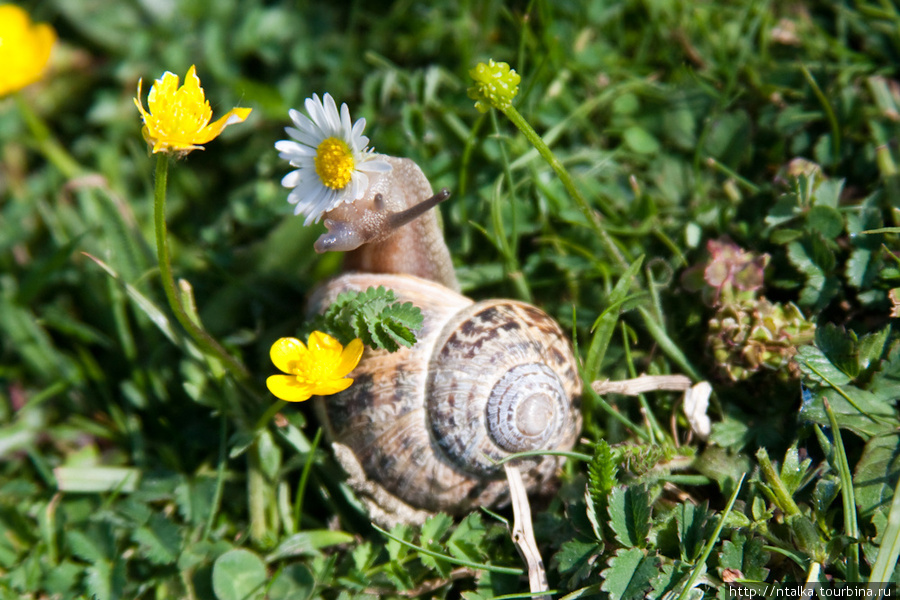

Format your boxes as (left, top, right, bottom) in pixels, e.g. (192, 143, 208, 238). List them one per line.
(310, 273, 582, 516)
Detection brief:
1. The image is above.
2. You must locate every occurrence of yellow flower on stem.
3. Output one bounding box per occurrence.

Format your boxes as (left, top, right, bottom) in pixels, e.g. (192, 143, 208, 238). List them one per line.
(267, 332, 364, 402)
(134, 65, 251, 155)
(0, 4, 56, 97)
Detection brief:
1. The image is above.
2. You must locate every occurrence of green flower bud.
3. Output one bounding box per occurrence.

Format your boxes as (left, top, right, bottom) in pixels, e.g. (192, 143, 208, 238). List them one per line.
(468, 60, 521, 113)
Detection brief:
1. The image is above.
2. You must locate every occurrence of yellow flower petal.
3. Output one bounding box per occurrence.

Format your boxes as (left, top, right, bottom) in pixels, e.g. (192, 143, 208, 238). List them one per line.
(270, 337, 307, 374)
(195, 107, 253, 144)
(266, 332, 363, 401)
(335, 338, 364, 379)
(307, 330, 344, 372)
(134, 65, 251, 155)
(266, 375, 314, 403)
(310, 377, 354, 396)
(0, 4, 56, 97)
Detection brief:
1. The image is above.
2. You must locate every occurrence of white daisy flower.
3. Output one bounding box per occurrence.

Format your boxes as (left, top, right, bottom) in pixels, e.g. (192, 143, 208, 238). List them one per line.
(275, 93, 392, 225)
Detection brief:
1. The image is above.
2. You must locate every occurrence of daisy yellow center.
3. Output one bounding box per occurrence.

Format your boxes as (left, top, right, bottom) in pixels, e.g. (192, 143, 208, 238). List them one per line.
(315, 137, 355, 190)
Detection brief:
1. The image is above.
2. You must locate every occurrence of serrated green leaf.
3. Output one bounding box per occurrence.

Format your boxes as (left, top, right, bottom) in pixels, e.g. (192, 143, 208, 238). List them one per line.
(66, 529, 109, 563)
(601, 547, 660, 600)
(608, 486, 651, 548)
(419, 513, 454, 577)
(854, 432, 900, 520)
(420, 512, 453, 546)
(554, 539, 602, 587)
(85, 561, 112, 600)
(386, 523, 412, 562)
(816, 323, 860, 379)
(587, 439, 617, 540)
(319, 286, 422, 351)
(212, 549, 267, 600)
(796, 345, 853, 386)
(351, 541, 375, 572)
(786, 240, 839, 309)
(84, 557, 125, 600)
(447, 513, 486, 563)
(719, 531, 769, 581)
(42, 559, 83, 595)
(174, 476, 215, 527)
(131, 513, 182, 565)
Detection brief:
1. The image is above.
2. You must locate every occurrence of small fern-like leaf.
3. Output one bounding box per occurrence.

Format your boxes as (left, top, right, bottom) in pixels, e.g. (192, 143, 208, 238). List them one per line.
(312, 286, 423, 352)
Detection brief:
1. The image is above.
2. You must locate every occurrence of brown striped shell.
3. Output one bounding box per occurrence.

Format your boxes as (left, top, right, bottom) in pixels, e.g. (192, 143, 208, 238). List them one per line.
(310, 272, 582, 525)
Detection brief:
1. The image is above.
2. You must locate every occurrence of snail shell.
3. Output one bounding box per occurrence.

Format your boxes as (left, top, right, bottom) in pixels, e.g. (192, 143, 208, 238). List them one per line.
(310, 272, 582, 523)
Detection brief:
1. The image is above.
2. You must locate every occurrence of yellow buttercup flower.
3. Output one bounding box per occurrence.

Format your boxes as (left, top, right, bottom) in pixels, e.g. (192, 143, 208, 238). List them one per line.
(267, 331, 364, 403)
(0, 4, 56, 97)
(134, 65, 251, 155)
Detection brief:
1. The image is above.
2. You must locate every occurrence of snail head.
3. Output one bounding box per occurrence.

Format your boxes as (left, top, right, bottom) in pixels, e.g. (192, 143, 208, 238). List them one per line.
(315, 183, 450, 253)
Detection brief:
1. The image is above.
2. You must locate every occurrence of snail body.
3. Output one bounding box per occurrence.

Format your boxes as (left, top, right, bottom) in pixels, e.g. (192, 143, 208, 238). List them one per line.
(309, 156, 582, 524)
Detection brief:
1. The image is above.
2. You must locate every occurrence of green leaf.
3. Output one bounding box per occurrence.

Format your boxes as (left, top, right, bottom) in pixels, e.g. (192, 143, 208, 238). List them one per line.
(676, 502, 711, 562)
(601, 547, 660, 600)
(212, 549, 267, 600)
(587, 439, 617, 539)
(806, 205, 844, 239)
(174, 476, 215, 527)
(796, 345, 852, 387)
(649, 562, 691, 600)
(256, 429, 282, 482)
(799, 385, 897, 439)
(317, 286, 424, 351)
(586, 255, 644, 380)
(419, 512, 454, 576)
(623, 126, 661, 155)
(84, 557, 125, 600)
(554, 539, 603, 587)
(780, 446, 813, 495)
(267, 563, 314, 600)
(816, 323, 861, 379)
(66, 529, 109, 563)
(608, 486, 651, 548)
(719, 532, 769, 582)
(786, 240, 839, 309)
(858, 327, 891, 374)
(84, 561, 112, 600)
(854, 433, 900, 520)
(53, 466, 141, 493)
(447, 513, 487, 563)
(131, 513, 183, 565)
(266, 530, 354, 561)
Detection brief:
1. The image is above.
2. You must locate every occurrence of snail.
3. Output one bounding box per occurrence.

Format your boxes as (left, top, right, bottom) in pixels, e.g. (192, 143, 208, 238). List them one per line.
(308, 155, 583, 526)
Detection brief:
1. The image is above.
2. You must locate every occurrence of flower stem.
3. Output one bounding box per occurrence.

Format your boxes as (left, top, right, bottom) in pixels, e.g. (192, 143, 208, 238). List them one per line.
(499, 104, 628, 270)
(153, 154, 250, 381)
(15, 92, 83, 179)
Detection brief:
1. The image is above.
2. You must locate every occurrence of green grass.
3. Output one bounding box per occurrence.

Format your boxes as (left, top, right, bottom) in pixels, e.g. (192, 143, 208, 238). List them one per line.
(2, 0, 900, 598)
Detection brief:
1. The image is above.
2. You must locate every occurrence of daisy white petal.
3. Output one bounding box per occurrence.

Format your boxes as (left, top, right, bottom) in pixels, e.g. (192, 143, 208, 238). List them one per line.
(275, 93, 392, 224)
